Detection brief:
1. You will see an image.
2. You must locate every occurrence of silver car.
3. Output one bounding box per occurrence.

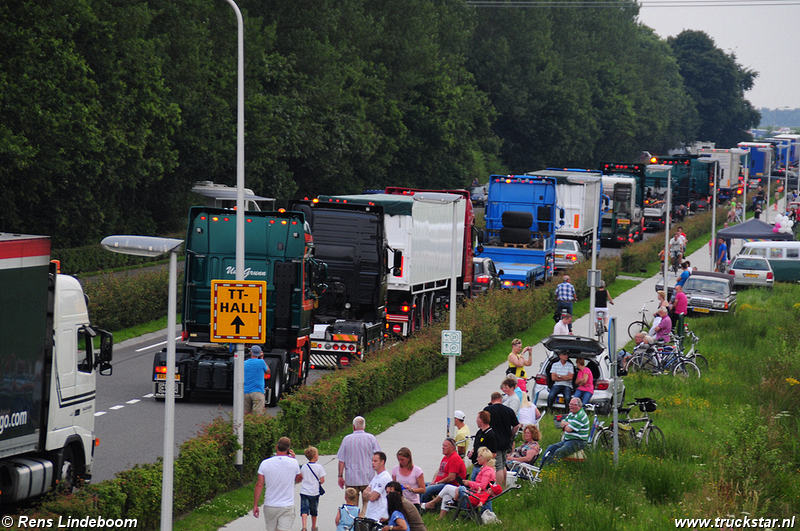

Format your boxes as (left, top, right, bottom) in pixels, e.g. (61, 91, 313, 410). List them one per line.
(728, 255, 774, 288)
(554, 239, 585, 270)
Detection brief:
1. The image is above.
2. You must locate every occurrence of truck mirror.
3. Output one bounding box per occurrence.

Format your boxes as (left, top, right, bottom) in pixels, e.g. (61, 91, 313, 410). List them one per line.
(559, 207, 565, 221)
(99, 362, 113, 376)
(475, 244, 484, 256)
(393, 250, 403, 277)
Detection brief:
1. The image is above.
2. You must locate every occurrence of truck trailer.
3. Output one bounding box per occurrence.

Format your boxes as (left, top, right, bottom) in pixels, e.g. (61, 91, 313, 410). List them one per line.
(317, 193, 466, 338)
(547, 172, 602, 258)
(154, 207, 326, 406)
(697, 148, 743, 202)
(477, 173, 561, 288)
(0, 234, 113, 504)
(288, 199, 388, 369)
(598, 162, 646, 243)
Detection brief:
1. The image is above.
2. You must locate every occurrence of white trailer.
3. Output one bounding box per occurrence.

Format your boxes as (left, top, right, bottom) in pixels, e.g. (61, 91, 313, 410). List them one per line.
(698, 148, 743, 201)
(551, 176, 602, 257)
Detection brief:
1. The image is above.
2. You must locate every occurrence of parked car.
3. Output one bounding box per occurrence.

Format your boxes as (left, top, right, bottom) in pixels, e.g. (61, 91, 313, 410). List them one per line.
(531, 335, 624, 416)
(470, 185, 487, 208)
(472, 256, 502, 295)
(655, 271, 737, 315)
(553, 239, 585, 270)
(727, 255, 774, 288)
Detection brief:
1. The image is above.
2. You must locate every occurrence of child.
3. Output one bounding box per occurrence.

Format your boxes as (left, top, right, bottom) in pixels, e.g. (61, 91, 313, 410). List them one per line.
(300, 446, 326, 531)
(335, 487, 360, 531)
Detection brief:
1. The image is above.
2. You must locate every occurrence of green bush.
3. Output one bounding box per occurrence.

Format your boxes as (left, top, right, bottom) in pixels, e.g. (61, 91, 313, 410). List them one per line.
(53, 243, 181, 275)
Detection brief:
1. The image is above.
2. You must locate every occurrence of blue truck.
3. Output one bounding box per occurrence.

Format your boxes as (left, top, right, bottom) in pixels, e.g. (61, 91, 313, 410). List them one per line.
(476, 173, 561, 289)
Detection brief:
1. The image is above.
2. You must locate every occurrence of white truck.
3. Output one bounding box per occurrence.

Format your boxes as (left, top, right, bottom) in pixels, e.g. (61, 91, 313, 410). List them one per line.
(318, 193, 466, 337)
(548, 171, 603, 258)
(0, 234, 113, 504)
(698, 148, 743, 203)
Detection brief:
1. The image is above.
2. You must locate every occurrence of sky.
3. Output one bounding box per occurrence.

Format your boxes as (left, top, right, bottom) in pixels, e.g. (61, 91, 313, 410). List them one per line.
(636, 0, 800, 113)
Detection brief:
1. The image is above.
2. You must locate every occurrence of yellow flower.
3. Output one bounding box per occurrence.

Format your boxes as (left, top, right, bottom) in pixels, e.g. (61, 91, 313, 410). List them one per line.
(786, 377, 800, 386)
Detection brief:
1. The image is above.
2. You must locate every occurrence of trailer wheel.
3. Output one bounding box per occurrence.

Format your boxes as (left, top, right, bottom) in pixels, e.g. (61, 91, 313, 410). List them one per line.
(499, 227, 531, 244)
(501, 211, 533, 229)
(266, 359, 282, 407)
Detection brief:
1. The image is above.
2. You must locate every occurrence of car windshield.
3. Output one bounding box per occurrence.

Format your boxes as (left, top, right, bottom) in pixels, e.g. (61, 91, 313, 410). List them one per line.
(685, 279, 728, 295)
(731, 259, 768, 271)
(556, 240, 577, 251)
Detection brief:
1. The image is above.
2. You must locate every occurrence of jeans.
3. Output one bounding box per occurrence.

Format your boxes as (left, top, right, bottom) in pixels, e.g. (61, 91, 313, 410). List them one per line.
(547, 385, 572, 410)
(469, 465, 481, 481)
(421, 483, 445, 504)
(573, 390, 592, 406)
(539, 439, 588, 469)
(556, 301, 573, 331)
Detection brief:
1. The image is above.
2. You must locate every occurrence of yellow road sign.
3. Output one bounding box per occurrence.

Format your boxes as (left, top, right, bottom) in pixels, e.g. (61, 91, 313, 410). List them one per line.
(210, 280, 267, 342)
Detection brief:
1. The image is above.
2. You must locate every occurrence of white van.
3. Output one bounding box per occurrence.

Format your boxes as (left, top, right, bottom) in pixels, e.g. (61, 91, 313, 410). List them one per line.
(738, 241, 800, 282)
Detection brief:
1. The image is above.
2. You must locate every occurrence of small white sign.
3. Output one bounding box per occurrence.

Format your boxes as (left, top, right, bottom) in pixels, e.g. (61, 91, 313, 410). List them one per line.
(441, 330, 462, 356)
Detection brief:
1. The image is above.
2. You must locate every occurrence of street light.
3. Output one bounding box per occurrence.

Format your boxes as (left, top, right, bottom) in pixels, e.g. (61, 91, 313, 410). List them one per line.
(697, 158, 719, 269)
(647, 165, 672, 288)
(101, 235, 183, 531)
(412, 192, 462, 438)
(758, 147, 774, 222)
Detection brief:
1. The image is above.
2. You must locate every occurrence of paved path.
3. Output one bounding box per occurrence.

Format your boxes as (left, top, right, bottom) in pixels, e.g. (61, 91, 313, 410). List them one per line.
(218, 203, 781, 531)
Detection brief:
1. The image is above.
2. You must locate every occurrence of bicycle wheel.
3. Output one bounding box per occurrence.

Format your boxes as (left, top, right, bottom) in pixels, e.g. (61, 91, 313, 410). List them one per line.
(594, 428, 614, 450)
(627, 320, 648, 339)
(689, 354, 709, 373)
(643, 425, 665, 451)
(672, 360, 701, 379)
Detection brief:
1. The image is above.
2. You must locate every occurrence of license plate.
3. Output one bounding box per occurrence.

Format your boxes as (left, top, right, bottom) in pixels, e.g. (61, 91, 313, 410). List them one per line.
(556, 396, 565, 404)
(693, 307, 710, 314)
(618, 219, 630, 225)
(155, 381, 184, 399)
(156, 373, 181, 381)
(743, 273, 758, 278)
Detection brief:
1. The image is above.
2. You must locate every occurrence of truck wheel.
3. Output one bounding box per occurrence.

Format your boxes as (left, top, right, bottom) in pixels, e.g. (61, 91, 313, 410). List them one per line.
(267, 359, 282, 407)
(499, 227, 530, 244)
(502, 210, 533, 229)
(58, 446, 78, 493)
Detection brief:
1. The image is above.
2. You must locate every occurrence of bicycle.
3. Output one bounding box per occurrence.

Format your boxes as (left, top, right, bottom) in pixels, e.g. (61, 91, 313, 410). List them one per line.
(594, 308, 608, 341)
(627, 299, 654, 339)
(670, 251, 681, 274)
(624, 342, 701, 378)
(595, 398, 664, 451)
(677, 325, 708, 373)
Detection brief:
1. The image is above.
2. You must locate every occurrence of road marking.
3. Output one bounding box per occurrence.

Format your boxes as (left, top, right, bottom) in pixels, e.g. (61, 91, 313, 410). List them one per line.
(135, 336, 182, 352)
(126, 399, 140, 404)
(95, 411, 107, 417)
(110, 405, 125, 410)
(144, 393, 154, 398)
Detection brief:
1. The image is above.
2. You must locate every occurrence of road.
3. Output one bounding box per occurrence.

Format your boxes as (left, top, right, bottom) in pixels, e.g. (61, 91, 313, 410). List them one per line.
(92, 331, 327, 483)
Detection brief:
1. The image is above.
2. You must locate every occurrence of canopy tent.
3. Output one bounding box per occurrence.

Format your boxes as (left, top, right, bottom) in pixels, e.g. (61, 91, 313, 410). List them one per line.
(716, 218, 795, 241)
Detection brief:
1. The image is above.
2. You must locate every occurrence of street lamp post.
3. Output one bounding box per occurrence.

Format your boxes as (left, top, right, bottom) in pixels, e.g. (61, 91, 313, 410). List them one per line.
(412, 193, 461, 438)
(697, 158, 719, 269)
(773, 106, 790, 133)
(647, 165, 672, 287)
(101, 236, 183, 531)
(758, 148, 774, 223)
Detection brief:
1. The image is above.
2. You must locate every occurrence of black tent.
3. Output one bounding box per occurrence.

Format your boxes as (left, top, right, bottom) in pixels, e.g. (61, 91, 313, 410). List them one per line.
(716, 218, 795, 241)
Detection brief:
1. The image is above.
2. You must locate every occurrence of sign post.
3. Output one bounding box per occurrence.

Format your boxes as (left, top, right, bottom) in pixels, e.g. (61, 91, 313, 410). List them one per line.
(210, 280, 267, 342)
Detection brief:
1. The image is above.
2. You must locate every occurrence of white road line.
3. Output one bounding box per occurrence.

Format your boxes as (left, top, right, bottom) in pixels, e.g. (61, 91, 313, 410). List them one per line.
(95, 411, 107, 417)
(110, 405, 125, 410)
(144, 393, 154, 398)
(126, 399, 140, 404)
(135, 336, 181, 352)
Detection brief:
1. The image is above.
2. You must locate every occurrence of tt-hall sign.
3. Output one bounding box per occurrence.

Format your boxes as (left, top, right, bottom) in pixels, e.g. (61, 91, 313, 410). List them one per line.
(210, 280, 267, 343)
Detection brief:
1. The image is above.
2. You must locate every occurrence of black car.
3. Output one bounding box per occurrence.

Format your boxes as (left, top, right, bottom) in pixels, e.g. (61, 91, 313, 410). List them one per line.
(473, 256, 502, 295)
(470, 185, 487, 208)
(655, 271, 737, 315)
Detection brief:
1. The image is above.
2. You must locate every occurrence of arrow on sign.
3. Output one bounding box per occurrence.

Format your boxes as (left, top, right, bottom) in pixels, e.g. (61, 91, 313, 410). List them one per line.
(231, 316, 246, 334)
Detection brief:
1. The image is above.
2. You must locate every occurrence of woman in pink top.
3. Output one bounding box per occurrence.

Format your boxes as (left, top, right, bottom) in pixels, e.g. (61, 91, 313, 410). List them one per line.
(572, 358, 594, 405)
(391, 447, 425, 508)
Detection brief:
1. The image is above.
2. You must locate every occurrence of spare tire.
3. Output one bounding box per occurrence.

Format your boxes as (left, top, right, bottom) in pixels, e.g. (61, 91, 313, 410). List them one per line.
(500, 227, 530, 244)
(502, 211, 533, 229)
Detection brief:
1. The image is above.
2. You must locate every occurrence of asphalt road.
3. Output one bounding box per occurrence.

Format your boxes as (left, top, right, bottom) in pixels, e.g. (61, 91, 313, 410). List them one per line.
(91, 331, 327, 483)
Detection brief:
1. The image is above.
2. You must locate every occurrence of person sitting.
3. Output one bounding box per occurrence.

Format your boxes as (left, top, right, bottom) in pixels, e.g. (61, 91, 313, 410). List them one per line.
(653, 307, 672, 344)
(507, 424, 541, 466)
(424, 447, 496, 519)
(539, 398, 590, 469)
(547, 351, 574, 413)
(384, 490, 409, 531)
(572, 358, 594, 406)
(516, 391, 541, 428)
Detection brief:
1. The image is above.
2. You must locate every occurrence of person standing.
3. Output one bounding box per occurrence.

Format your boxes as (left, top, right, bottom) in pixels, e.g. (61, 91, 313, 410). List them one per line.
(468, 411, 497, 481)
(553, 313, 573, 335)
(672, 285, 688, 338)
(484, 392, 518, 487)
(253, 437, 303, 531)
(506, 338, 533, 380)
(337, 416, 382, 513)
(244, 345, 269, 415)
(364, 452, 393, 522)
(300, 446, 326, 531)
(716, 236, 728, 273)
(554, 275, 577, 332)
(453, 411, 471, 458)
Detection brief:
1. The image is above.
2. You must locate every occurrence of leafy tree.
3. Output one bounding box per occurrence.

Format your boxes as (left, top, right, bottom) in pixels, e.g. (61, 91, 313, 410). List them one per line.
(668, 30, 760, 148)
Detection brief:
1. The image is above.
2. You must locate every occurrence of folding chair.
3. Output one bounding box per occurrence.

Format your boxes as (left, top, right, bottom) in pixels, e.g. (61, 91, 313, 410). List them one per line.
(449, 484, 522, 525)
(507, 460, 542, 483)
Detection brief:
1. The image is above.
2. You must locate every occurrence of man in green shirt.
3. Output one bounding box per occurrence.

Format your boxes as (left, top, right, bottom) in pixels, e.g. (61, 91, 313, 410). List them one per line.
(539, 397, 590, 468)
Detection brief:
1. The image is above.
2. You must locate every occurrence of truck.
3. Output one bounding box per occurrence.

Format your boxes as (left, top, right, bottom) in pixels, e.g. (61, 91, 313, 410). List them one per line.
(0, 233, 113, 504)
(598, 162, 646, 243)
(476, 173, 562, 289)
(316, 193, 466, 338)
(546, 171, 602, 257)
(154, 207, 326, 406)
(697, 148, 743, 202)
(646, 155, 712, 212)
(288, 199, 388, 369)
(737, 142, 775, 181)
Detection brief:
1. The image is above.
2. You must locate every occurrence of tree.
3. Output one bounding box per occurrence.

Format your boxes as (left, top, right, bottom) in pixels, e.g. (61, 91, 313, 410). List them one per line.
(668, 30, 760, 148)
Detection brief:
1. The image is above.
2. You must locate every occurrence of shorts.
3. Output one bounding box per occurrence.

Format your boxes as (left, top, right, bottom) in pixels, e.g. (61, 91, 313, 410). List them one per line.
(494, 449, 509, 471)
(262, 505, 294, 531)
(300, 494, 320, 516)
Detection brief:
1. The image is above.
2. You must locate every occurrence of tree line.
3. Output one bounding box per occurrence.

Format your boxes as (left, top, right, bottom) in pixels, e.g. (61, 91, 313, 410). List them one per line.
(0, 0, 760, 248)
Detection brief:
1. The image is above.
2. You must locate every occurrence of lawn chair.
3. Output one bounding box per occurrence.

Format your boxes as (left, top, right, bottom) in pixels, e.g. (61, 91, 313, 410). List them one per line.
(448, 484, 522, 525)
(507, 459, 542, 484)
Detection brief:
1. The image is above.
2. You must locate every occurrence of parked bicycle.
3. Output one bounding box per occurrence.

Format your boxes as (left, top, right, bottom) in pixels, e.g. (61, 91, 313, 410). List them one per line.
(594, 398, 664, 451)
(624, 342, 701, 378)
(627, 299, 655, 339)
(674, 325, 708, 373)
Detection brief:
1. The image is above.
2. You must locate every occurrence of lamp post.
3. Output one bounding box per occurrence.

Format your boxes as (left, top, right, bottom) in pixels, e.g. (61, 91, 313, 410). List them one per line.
(697, 158, 719, 269)
(101, 235, 183, 531)
(647, 165, 672, 288)
(412, 193, 462, 438)
(758, 147, 774, 223)
(730, 148, 747, 218)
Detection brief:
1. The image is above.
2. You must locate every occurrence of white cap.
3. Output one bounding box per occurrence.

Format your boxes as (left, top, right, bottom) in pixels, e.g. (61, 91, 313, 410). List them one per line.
(454, 410, 466, 420)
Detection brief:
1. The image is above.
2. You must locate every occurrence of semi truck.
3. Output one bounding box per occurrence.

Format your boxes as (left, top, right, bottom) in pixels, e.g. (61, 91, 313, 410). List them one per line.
(547, 172, 602, 258)
(153, 207, 326, 406)
(0, 234, 113, 504)
(697, 148, 743, 202)
(288, 199, 388, 369)
(477, 173, 561, 288)
(646, 155, 712, 211)
(317, 193, 466, 338)
(598, 162, 646, 243)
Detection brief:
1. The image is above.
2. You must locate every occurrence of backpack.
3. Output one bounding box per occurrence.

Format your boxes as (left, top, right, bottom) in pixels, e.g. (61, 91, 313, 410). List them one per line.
(337, 505, 360, 531)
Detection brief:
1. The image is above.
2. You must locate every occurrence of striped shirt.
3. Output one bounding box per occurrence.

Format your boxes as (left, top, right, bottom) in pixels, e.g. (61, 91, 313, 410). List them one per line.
(336, 430, 382, 486)
(564, 409, 590, 442)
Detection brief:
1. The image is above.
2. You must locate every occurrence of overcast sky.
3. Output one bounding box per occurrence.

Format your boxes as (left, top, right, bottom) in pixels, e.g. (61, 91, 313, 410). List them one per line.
(636, 1, 800, 114)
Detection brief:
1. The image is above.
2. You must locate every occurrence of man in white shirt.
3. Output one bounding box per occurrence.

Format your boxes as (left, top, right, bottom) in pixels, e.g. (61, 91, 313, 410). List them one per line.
(547, 351, 575, 413)
(253, 437, 303, 531)
(453, 410, 471, 458)
(553, 313, 573, 335)
(364, 452, 392, 522)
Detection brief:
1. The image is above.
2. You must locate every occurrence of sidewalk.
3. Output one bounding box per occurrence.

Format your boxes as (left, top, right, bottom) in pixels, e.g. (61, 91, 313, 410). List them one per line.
(218, 224, 757, 531)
